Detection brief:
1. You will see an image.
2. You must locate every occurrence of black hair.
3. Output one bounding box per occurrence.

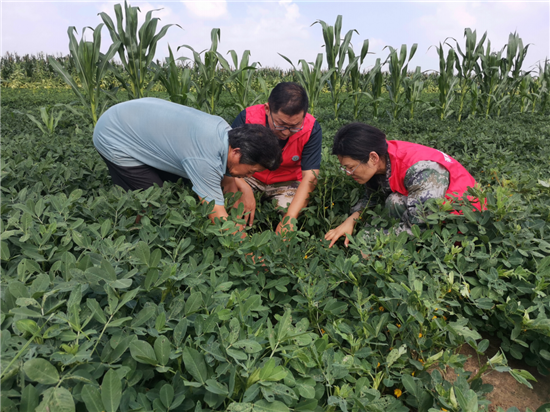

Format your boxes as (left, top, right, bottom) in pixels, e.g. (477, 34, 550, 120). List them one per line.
(332, 122, 388, 162)
(228, 124, 282, 171)
(268, 82, 309, 116)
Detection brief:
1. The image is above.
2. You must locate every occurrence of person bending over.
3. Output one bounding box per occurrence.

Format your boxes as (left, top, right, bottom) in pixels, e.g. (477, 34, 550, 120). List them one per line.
(324, 122, 479, 248)
(232, 82, 322, 234)
(93, 97, 282, 226)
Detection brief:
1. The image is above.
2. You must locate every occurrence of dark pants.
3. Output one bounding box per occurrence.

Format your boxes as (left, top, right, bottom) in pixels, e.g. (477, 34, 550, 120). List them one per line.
(99, 154, 189, 191)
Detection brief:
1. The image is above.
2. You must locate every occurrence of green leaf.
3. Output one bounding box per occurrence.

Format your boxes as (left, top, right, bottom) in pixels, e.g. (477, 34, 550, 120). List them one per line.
(205, 379, 229, 395)
(81, 385, 104, 412)
(154, 336, 171, 366)
(20, 384, 40, 412)
(296, 383, 315, 399)
(185, 291, 203, 315)
(133, 241, 150, 266)
(23, 358, 60, 385)
(159, 384, 174, 409)
(253, 400, 289, 412)
(233, 339, 263, 354)
(131, 304, 157, 327)
(36, 387, 75, 412)
(87, 298, 107, 324)
(130, 340, 158, 365)
(241, 295, 261, 316)
(182, 346, 208, 384)
(102, 369, 122, 412)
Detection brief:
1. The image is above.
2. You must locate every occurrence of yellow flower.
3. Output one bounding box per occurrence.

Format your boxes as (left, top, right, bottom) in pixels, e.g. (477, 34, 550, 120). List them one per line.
(411, 371, 415, 376)
(418, 333, 423, 338)
(397, 324, 401, 328)
(432, 315, 437, 320)
(320, 329, 325, 335)
(379, 306, 384, 312)
(435, 308, 438, 311)
(377, 362, 380, 368)
(394, 389, 402, 398)
(304, 255, 308, 259)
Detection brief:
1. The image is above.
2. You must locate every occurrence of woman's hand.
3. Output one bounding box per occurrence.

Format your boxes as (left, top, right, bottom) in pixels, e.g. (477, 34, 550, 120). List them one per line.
(324, 212, 360, 248)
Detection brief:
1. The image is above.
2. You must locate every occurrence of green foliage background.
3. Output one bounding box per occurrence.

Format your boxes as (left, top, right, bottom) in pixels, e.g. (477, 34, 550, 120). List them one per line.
(1, 84, 550, 412)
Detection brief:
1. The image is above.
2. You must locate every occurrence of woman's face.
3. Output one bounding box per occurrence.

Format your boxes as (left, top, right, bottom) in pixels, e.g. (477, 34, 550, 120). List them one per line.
(338, 154, 383, 185)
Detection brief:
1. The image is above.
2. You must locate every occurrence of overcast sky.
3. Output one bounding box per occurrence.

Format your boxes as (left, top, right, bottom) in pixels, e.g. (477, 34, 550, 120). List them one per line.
(2, 1, 549, 73)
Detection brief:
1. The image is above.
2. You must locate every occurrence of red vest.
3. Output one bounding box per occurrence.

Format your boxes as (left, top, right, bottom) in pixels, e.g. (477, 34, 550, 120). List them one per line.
(387, 140, 481, 211)
(244, 105, 315, 184)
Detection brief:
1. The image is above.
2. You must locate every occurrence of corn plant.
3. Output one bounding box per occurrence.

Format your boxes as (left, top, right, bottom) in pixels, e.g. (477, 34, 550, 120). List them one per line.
(535, 59, 550, 113)
(518, 72, 533, 113)
(359, 58, 384, 119)
(347, 39, 370, 120)
(454, 28, 487, 121)
(152, 45, 195, 107)
(279, 53, 334, 117)
(99, 1, 178, 100)
(225, 49, 262, 111)
(313, 15, 358, 119)
(47, 25, 120, 125)
(180, 28, 231, 114)
(402, 66, 427, 119)
(13, 106, 65, 136)
(475, 40, 507, 118)
(502, 32, 531, 114)
(433, 42, 458, 120)
(384, 43, 418, 119)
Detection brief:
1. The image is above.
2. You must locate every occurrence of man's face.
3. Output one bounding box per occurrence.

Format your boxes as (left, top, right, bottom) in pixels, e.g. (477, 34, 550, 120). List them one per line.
(265, 104, 305, 140)
(227, 147, 265, 177)
(229, 162, 265, 178)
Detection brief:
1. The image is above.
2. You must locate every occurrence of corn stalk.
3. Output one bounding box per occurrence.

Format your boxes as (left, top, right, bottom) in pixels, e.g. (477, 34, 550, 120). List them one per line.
(402, 67, 427, 120)
(535, 59, 550, 113)
(225, 50, 262, 112)
(474, 40, 507, 118)
(99, 1, 178, 99)
(312, 15, 357, 119)
(348, 40, 370, 120)
(279, 53, 334, 117)
(384, 44, 418, 120)
(453, 28, 487, 121)
(180, 28, 231, 115)
(359, 58, 384, 119)
(433, 42, 458, 120)
(503, 32, 531, 114)
(47, 25, 121, 125)
(152, 45, 195, 107)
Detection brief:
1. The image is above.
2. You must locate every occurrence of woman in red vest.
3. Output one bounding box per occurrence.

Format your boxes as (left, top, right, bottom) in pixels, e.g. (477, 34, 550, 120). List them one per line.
(325, 123, 479, 248)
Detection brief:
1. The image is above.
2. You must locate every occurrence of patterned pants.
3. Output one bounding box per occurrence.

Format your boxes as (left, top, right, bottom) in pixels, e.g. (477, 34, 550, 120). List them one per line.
(244, 176, 300, 208)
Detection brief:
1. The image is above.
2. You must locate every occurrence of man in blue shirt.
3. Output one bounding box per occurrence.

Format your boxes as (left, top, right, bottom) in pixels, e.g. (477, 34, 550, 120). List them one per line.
(94, 98, 282, 224)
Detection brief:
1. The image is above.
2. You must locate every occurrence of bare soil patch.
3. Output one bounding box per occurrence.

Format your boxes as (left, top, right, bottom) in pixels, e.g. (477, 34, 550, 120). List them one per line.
(443, 339, 550, 411)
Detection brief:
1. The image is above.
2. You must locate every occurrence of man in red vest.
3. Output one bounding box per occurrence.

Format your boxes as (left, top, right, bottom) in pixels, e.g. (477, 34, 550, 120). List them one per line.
(230, 83, 322, 234)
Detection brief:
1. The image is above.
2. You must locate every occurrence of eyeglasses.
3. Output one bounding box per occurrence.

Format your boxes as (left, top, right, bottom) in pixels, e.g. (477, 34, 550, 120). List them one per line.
(340, 162, 363, 175)
(270, 112, 304, 133)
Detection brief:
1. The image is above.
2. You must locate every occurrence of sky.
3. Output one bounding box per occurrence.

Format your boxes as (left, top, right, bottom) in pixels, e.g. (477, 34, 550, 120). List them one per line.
(1, 1, 549, 73)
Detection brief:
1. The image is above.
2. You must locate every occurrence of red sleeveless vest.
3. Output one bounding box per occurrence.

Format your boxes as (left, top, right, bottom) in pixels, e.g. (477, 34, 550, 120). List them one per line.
(244, 105, 315, 184)
(387, 140, 481, 211)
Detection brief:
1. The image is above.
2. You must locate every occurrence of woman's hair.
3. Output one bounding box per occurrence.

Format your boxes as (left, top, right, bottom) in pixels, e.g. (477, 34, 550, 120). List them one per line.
(332, 122, 388, 162)
(228, 124, 282, 170)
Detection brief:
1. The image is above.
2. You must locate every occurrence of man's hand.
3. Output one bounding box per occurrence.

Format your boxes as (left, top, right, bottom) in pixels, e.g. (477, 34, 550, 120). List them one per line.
(233, 178, 256, 226)
(324, 212, 360, 248)
(276, 216, 295, 236)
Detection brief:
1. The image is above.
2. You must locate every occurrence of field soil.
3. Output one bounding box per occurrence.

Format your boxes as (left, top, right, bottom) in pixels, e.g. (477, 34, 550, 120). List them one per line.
(443, 340, 550, 411)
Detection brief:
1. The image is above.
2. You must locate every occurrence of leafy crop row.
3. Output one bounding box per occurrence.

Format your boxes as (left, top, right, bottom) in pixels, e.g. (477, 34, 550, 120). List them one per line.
(1, 87, 549, 411)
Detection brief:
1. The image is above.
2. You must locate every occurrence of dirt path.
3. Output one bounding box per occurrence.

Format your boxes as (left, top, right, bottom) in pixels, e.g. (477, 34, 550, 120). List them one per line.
(444, 341, 550, 411)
